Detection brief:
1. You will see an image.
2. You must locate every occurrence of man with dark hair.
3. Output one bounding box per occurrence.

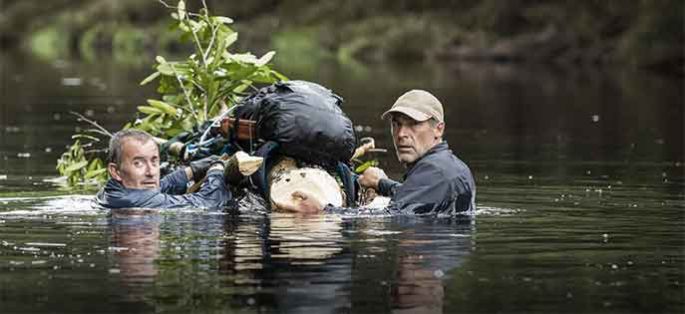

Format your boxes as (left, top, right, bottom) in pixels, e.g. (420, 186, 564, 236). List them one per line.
(96, 129, 232, 209)
(275, 89, 476, 215)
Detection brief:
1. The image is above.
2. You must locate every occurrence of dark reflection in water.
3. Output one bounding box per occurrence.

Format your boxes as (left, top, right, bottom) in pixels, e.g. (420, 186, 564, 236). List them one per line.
(0, 50, 683, 313)
(102, 212, 473, 313)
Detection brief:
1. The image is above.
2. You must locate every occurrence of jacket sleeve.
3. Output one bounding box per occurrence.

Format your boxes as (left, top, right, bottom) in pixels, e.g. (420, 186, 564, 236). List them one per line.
(324, 162, 451, 215)
(377, 178, 401, 197)
(160, 168, 190, 195)
(136, 169, 232, 209)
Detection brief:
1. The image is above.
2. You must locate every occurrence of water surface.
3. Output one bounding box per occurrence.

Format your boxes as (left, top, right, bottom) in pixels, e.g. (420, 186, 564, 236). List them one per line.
(0, 51, 683, 313)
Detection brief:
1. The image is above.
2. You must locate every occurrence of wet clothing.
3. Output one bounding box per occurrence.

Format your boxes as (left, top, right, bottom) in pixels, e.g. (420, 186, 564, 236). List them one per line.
(95, 168, 232, 209)
(325, 141, 475, 215)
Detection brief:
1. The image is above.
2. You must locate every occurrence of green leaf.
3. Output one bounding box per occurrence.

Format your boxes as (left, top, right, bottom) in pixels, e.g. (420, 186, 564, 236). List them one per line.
(85, 167, 106, 179)
(157, 62, 174, 75)
(215, 16, 233, 24)
(64, 160, 88, 173)
(137, 106, 164, 115)
(255, 51, 275, 66)
(71, 134, 100, 142)
(147, 99, 178, 116)
(355, 160, 379, 174)
(177, 0, 186, 20)
(228, 52, 259, 64)
(140, 71, 161, 85)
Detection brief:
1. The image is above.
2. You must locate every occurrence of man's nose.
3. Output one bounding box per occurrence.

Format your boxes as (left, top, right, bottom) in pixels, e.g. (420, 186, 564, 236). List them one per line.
(395, 125, 409, 139)
(144, 162, 154, 176)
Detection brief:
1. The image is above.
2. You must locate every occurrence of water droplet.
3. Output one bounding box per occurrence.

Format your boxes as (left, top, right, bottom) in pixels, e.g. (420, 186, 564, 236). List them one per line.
(108, 268, 121, 274)
(611, 264, 618, 270)
(85, 109, 95, 117)
(528, 175, 533, 180)
(434, 269, 444, 278)
(53, 113, 61, 121)
(586, 170, 592, 175)
(5, 126, 21, 133)
(591, 115, 600, 122)
(61, 77, 82, 86)
(44, 147, 52, 153)
(484, 175, 489, 180)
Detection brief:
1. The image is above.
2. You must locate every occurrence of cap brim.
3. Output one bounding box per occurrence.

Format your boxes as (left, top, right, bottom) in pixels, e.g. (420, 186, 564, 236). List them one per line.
(381, 107, 431, 121)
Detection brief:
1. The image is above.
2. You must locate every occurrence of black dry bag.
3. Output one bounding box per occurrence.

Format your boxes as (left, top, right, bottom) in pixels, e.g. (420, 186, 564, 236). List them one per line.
(236, 80, 356, 167)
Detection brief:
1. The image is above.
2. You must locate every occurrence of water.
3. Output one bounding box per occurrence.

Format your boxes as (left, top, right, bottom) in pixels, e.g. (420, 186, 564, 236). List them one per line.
(1, 51, 683, 313)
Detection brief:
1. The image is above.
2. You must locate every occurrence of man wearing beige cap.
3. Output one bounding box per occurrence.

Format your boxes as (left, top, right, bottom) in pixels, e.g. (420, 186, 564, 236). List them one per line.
(275, 89, 476, 215)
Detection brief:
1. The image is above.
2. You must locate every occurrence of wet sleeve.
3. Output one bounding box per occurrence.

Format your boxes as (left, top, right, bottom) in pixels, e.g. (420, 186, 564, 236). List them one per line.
(387, 162, 452, 214)
(377, 178, 401, 197)
(160, 168, 189, 195)
(323, 164, 452, 215)
(138, 169, 232, 209)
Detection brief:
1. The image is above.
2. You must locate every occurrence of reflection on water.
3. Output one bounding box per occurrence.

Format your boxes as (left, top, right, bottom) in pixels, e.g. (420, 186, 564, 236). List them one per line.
(0, 50, 683, 313)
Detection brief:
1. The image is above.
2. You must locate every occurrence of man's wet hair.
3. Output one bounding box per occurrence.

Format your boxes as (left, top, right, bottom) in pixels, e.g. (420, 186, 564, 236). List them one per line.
(108, 129, 156, 165)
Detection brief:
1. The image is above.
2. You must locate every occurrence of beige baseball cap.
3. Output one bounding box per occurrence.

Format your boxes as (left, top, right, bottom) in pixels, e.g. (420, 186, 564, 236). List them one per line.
(381, 89, 444, 123)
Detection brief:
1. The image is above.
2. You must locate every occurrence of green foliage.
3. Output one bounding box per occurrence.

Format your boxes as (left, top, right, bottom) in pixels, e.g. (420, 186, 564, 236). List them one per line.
(56, 0, 286, 188)
(354, 160, 379, 174)
(56, 140, 108, 187)
(134, 1, 286, 139)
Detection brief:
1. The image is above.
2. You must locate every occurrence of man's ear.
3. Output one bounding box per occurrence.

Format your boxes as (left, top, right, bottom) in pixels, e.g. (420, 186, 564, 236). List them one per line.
(434, 122, 445, 139)
(108, 163, 122, 181)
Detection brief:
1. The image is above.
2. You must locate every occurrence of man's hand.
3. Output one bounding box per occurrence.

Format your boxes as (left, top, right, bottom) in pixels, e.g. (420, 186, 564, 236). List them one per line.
(189, 155, 222, 181)
(358, 167, 388, 190)
(273, 191, 324, 214)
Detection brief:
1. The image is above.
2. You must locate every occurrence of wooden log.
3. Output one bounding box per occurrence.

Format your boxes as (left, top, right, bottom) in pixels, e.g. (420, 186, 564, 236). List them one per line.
(224, 151, 263, 186)
(269, 157, 345, 211)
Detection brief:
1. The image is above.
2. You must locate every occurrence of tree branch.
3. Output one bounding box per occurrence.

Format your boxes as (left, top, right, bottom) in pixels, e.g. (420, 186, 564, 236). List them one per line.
(69, 111, 113, 137)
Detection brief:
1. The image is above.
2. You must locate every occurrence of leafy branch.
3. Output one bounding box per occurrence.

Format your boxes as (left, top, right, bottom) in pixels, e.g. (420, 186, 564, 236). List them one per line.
(57, 0, 286, 188)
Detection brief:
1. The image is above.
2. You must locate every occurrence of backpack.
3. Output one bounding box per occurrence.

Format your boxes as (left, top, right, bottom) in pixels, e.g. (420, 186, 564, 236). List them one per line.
(235, 80, 357, 168)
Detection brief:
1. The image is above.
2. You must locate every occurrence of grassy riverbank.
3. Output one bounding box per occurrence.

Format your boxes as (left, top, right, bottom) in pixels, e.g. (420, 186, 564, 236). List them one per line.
(0, 0, 682, 74)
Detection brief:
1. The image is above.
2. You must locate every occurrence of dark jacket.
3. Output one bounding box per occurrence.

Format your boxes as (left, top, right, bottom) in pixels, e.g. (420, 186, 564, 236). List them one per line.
(325, 141, 475, 215)
(95, 168, 232, 209)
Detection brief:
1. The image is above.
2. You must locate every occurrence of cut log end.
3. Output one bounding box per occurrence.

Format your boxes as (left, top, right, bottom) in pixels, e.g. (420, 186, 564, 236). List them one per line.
(269, 158, 344, 212)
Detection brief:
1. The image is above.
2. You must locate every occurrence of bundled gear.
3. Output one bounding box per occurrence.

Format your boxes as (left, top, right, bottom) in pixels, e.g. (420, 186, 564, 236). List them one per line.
(234, 80, 357, 168)
(160, 80, 361, 207)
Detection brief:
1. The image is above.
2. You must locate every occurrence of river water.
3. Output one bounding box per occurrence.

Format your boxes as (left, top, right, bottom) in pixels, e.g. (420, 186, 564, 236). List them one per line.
(0, 51, 683, 313)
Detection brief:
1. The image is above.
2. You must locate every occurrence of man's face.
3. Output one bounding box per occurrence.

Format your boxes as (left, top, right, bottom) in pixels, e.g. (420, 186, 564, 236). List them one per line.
(390, 113, 444, 165)
(108, 139, 160, 189)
